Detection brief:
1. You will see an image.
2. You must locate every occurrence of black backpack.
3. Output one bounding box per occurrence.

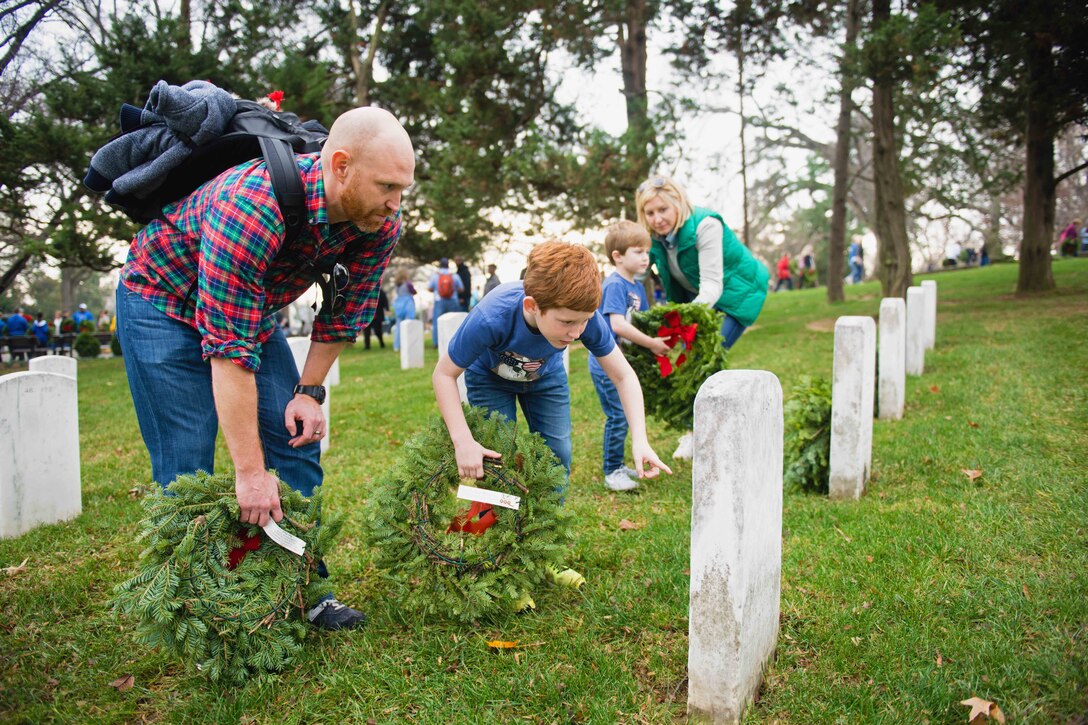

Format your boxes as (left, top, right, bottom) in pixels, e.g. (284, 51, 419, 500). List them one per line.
(84, 84, 328, 247)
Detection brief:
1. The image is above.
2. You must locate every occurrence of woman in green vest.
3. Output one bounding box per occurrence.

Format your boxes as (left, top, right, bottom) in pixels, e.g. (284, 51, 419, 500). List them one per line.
(635, 175, 769, 349)
(636, 176, 770, 460)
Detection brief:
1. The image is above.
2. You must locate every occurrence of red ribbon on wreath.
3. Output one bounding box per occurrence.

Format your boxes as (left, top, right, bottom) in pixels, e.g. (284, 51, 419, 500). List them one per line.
(227, 532, 263, 570)
(447, 500, 497, 535)
(654, 310, 698, 377)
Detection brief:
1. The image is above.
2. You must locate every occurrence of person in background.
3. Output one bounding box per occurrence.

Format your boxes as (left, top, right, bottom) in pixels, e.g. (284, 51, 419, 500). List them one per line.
(848, 240, 864, 283)
(392, 267, 417, 351)
(32, 312, 50, 347)
(53, 310, 65, 336)
(427, 257, 464, 347)
(635, 175, 768, 459)
(798, 247, 817, 288)
(72, 303, 95, 327)
(454, 255, 472, 312)
(5, 307, 29, 336)
(1058, 219, 1080, 257)
(482, 263, 501, 297)
(97, 309, 112, 329)
(775, 253, 793, 292)
(363, 282, 389, 350)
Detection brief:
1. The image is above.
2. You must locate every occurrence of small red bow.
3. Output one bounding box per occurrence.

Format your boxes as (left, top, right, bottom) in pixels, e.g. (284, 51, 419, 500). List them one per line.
(267, 90, 284, 111)
(654, 310, 698, 377)
(227, 532, 263, 569)
(447, 500, 497, 535)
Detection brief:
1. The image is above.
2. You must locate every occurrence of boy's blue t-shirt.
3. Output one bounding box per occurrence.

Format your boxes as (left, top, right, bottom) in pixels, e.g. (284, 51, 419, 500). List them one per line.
(588, 272, 649, 376)
(447, 281, 615, 382)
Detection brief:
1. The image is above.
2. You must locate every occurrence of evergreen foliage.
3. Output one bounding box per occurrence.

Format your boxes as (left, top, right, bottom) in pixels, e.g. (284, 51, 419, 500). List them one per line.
(73, 331, 100, 358)
(364, 407, 571, 623)
(783, 376, 833, 493)
(110, 334, 122, 357)
(624, 303, 729, 431)
(111, 472, 341, 684)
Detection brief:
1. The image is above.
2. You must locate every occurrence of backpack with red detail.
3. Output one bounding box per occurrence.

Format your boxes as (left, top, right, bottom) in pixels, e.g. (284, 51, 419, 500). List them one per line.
(437, 272, 455, 299)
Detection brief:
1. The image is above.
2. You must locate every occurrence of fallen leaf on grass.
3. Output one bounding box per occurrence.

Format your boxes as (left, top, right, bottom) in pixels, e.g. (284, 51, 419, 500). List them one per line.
(968, 421, 980, 428)
(109, 674, 134, 692)
(486, 640, 518, 649)
(960, 696, 1005, 723)
(618, 519, 640, 531)
(961, 469, 983, 482)
(929, 385, 940, 393)
(936, 650, 943, 667)
(2, 558, 28, 576)
(1022, 584, 1030, 601)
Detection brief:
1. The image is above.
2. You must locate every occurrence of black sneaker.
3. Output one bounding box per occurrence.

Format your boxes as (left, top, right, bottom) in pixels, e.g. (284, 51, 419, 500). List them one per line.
(307, 597, 367, 631)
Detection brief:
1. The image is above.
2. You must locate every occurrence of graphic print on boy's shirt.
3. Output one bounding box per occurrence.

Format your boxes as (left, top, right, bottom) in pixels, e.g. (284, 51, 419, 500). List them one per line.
(493, 350, 545, 381)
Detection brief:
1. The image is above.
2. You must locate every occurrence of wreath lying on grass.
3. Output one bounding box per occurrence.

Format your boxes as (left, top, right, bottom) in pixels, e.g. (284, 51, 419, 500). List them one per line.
(624, 302, 729, 431)
(783, 375, 832, 493)
(111, 472, 340, 684)
(364, 406, 572, 623)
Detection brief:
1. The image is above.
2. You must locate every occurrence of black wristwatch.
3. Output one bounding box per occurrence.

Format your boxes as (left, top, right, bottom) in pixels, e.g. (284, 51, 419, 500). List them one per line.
(293, 384, 327, 405)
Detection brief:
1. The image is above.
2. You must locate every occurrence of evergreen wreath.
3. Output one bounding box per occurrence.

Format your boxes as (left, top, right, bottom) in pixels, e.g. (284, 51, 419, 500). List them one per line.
(783, 375, 833, 493)
(111, 471, 341, 684)
(624, 302, 729, 431)
(364, 406, 571, 623)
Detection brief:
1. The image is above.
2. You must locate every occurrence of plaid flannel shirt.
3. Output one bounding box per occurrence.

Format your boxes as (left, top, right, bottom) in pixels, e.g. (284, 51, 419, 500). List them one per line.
(120, 153, 401, 372)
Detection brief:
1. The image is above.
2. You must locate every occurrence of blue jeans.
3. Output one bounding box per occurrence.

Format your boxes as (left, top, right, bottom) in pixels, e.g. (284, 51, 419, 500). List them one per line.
(432, 298, 461, 347)
(721, 313, 747, 350)
(850, 261, 863, 284)
(464, 367, 572, 479)
(392, 295, 416, 351)
(115, 282, 322, 495)
(590, 370, 626, 474)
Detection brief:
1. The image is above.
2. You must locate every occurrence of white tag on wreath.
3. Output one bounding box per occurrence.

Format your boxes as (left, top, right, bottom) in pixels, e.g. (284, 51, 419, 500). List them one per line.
(262, 519, 307, 556)
(456, 484, 521, 511)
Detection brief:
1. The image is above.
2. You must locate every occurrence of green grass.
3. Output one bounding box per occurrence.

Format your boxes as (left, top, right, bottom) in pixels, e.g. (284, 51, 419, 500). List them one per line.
(1, 260, 1086, 723)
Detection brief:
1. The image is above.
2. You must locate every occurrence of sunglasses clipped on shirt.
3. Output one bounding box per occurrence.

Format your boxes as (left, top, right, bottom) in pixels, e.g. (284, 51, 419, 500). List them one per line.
(308, 260, 349, 317)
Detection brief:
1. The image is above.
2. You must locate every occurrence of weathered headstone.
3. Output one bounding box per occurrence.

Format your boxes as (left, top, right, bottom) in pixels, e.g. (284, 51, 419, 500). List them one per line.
(286, 337, 331, 453)
(437, 312, 469, 403)
(829, 316, 876, 500)
(400, 319, 424, 369)
(0, 372, 82, 538)
(29, 355, 77, 380)
(689, 370, 783, 724)
(905, 286, 926, 376)
(921, 279, 937, 350)
(878, 298, 906, 420)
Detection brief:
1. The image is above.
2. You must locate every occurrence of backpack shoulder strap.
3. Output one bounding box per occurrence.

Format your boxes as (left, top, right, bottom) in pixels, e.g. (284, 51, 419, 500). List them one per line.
(259, 137, 307, 247)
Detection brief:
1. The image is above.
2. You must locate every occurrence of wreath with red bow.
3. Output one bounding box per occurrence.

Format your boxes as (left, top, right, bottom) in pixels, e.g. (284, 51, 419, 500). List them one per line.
(364, 406, 572, 623)
(623, 302, 729, 431)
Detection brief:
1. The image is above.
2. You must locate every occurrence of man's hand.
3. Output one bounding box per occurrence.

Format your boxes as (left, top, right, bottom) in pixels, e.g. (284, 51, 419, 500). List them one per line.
(454, 438, 502, 480)
(285, 394, 325, 448)
(236, 469, 283, 526)
(632, 440, 673, 479)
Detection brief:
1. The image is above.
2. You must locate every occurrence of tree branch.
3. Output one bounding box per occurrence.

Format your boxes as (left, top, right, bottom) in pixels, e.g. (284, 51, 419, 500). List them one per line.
(0, 0, 64, 78)
(1054, 159, 1088, 189)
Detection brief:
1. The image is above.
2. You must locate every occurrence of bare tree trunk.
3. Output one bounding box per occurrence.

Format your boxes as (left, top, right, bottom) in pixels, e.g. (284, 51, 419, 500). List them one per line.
(827, 0, 860, 303)
(1017, 33, 1056, 294)
(737, 33, 750, 248)
(870, 0, 912, 297)
(350, 0, 389, 107)
(618, 0, 650, 219)
(178, 0, 191, 50)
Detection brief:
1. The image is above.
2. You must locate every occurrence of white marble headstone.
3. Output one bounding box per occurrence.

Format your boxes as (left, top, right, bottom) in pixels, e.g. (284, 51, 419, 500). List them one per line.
(878, 298, 906, 420)
(905, 287, 926, 377)
(437, 312, 469, 403)
(921, 280, 937, 351)
(400, 319, 424, 369)
(0, 372, 82, 538)
(688, 370, 783, 724)
(829, 316, 876, 500)
(29, 355, 77, 380)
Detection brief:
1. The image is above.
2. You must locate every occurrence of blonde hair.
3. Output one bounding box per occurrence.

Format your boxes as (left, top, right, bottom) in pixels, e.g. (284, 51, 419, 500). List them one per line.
(523, 240, 601, 312)
(635, 175, 694, 235)
(604, 220, 651, 264)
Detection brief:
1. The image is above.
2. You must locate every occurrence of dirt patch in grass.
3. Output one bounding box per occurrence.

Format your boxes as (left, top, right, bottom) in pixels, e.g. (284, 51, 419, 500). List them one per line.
(805, 319, 837, 332)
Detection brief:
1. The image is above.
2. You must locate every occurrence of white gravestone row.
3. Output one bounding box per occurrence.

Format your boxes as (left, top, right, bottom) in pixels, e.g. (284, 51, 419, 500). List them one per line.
(688, 371, 783, 723)
(0, 372, 82, 539)
(829, 317, 876, 500)
(286, 338, 332, 453)
(400, 319, 424, 369)
(436, 312, 469, 404)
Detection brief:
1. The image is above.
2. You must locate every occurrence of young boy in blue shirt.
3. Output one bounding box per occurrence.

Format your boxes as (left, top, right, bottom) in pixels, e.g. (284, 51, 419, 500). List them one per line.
(591, 221, 672, 491)
(433, 240, 671, 486)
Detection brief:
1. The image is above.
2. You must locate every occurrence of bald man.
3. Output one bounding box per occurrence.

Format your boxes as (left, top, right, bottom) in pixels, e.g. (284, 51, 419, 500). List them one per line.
(116, 106, 415, 630)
